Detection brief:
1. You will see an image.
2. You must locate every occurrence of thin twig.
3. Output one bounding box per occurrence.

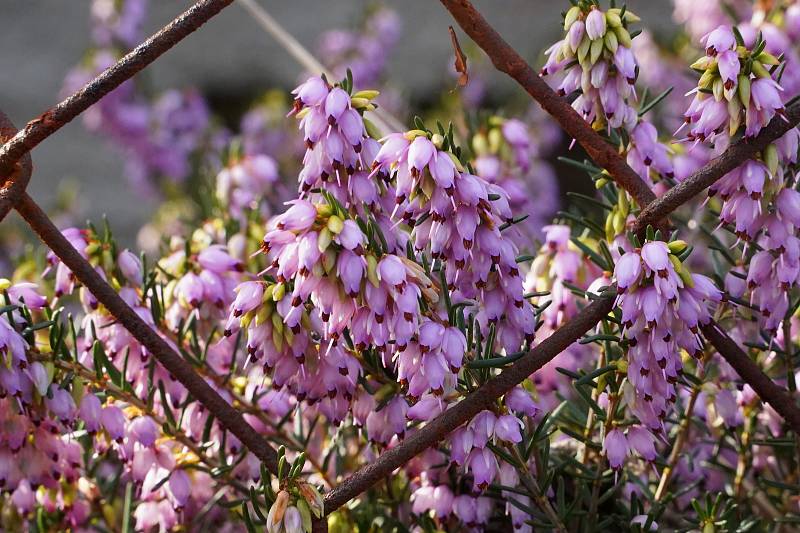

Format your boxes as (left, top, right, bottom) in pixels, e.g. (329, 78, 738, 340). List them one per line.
(237, 0, 405, 134)
(0, 0, 235, 179)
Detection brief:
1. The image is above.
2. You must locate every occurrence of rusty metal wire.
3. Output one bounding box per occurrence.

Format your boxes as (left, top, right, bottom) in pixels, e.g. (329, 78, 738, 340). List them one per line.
(0, 0, 798, 525)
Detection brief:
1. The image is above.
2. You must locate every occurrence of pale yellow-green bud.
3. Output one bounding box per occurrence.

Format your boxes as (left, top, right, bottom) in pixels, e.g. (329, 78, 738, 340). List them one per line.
(272, 282, 286, 302)
(612, 209, 626, 236)
(764, 144, 779, 176)
(350, 97, 370, 109)
(363, 118, 382, 140)
(351, 89, 380, 100)
(472, 133, 489, 156)
(488, 127, 503, 153)
(621, 9, 640, 23)
(667, 240, 688, 254)
(712, 77, 724, 101)
(366, 255, 380, 286)
(404, 129, 427, 141)
(590, 38, 604, 65)
(604, 30, 618, 53)
(0, 278, 10, 291)
(317, 227, 332, 253)
(431, 133, 444, 149)
(595, 177, 610, 189)
(327, 215, 344, 234)
(605, 10, 622, 28)
(728, 98, 742, 136)
(690, 56, 714, 71)
(670, 255, 694, 287)
(698, 69, 715, 90)
(316, 203, 333, 217)
(756, 51, 780, 66)
(322, 248, 337, 274)
(737, 74, 751, 107)
(751, 60, 771, 79)
(563, 5, 581, 31)
(613, 26, 632, 48)
(577, 37, 591, 65)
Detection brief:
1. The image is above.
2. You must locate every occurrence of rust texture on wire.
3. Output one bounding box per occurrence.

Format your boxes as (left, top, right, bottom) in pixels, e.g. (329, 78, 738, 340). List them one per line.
(323, 295, 615, 513)
(0, 110, 32, 221)
(0, 0, 235, 179)
(702, 323, 800, 434)
(436, 0, 658, 212)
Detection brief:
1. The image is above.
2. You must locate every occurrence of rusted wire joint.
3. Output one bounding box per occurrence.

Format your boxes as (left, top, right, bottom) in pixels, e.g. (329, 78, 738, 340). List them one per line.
(0, 111, 31, 222)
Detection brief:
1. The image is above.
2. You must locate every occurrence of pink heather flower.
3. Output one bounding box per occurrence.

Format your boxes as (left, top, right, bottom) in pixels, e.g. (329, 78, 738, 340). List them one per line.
(449, 427, 474, 465)
(117, 249, 142, 286)
(11, 480, 35, 514)
(198, 245, 242, 273)
(715, 389, 741, 427)
(377, 255, 406, 287)
(175, 272, 203, 308)
(231, 281, 264, 317)
(626, 426, 657, 462)
(717, 50, 739, 89)
(703, 25, 735, 56)
(568, 19, 585, 51)
(294, 76, 328, 106)
(275, 199, 317, 231)
(7, 282, 48, 310)
(46, 388, 77, 423)
(129, 416, 158, 447)
(168, 469, 191, 509)
(615, 252, 643, 291)
(407, 136, 436, 171)
(101, 406, 127, 442)
(454, 494, 477, 525)
(505, 387, 539, 417)
(27, 362, 50, 397)
(467, 447, 498, 490)
(79, 394, 103, 434)
(470, 410, 497, 448)
(640, 241, 670, 275)
(585, 8, 606, 40)
(631, 515, 658, 531)
(494, 414, 523, 443)
(325, 87, 350, 121)
(603, 428, 629, 469)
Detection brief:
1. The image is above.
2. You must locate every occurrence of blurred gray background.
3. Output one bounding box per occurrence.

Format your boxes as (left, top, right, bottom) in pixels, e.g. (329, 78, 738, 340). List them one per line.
(0, 0, 675, 241)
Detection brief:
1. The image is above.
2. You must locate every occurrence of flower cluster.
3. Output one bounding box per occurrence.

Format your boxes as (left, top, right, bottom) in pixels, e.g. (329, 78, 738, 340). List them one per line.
(614, 239, 721, 430)
(682, 26, 785, 141)
(543, 4, 640, 130)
